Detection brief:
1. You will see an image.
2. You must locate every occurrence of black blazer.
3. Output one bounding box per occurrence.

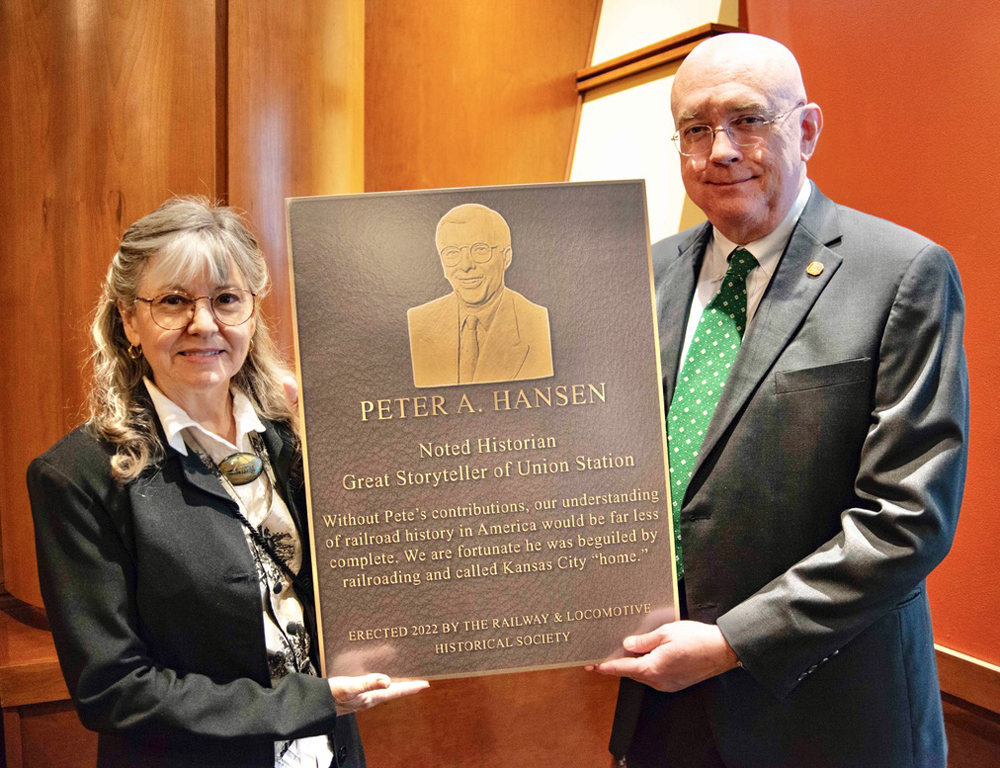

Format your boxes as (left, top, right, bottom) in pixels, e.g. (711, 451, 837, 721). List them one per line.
(27, 413, 363, 768)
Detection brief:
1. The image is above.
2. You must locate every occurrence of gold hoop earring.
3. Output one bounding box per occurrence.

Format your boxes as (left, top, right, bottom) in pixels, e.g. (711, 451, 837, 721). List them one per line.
(248, 337, 255, 353)
(128, 344, 142, 361)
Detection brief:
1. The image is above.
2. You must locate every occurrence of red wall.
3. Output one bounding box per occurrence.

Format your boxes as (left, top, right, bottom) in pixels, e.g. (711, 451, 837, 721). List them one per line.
(748, 0, 999, 663)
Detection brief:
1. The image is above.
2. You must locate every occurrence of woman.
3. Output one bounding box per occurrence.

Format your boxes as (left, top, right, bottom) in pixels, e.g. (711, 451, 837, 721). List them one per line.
(27, 197, 426, 768)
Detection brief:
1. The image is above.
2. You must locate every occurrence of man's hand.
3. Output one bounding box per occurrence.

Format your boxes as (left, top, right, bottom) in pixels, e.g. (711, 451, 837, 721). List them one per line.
(328, 674, 429, 715)
(590, 621, 739, 692)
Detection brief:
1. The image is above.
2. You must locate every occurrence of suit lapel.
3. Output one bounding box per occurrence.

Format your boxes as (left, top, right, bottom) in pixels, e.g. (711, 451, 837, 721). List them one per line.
(423, 294, 461, 383)
(175, 440, 239, 511)
(137, 388, 236, 511)
(261, 423, 292, 479)
(474, 290, 530, 382)
(657, 225, 709, 405)
(260, 421, 304, 528)
(688, 189, 844, 486)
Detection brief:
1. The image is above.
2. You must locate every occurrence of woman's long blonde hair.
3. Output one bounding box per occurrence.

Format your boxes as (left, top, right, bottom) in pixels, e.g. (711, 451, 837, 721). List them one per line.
(89, 196, 297, 484)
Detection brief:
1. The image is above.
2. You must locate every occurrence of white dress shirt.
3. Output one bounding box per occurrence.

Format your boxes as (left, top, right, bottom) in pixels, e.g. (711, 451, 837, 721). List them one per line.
(678, 180, 813, 373)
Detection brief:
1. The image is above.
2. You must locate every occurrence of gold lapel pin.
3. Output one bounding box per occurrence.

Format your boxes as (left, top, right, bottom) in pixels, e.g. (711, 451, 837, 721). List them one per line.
(806, 261, 824, 277)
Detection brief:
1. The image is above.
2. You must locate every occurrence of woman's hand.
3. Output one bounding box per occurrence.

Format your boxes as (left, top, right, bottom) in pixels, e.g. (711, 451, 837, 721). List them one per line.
(328, 674, 429, 715)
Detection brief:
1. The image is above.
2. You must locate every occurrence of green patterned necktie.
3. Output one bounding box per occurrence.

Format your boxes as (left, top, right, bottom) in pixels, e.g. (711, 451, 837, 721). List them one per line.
(667, 247, 758, 579)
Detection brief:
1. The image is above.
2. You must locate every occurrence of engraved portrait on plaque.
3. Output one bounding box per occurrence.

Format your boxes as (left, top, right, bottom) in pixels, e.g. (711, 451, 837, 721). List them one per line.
(408, 203, 554, 388)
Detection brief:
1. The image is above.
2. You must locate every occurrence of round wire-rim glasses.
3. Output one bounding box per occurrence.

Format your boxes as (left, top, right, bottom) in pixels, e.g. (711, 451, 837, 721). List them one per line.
(134, 289, 257, 330)
(439, 242, 503, 267)
(672, 103, 807, 156)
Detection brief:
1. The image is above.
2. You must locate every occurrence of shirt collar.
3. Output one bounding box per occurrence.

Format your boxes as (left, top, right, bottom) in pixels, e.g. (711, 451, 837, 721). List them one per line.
(143, 377, 266, 456)
(707, 179, 813, 280)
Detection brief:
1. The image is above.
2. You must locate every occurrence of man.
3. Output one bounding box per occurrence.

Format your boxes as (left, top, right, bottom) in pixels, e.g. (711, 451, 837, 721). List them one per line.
(407, 203, 553, 387)
(594, 34, 968, 768)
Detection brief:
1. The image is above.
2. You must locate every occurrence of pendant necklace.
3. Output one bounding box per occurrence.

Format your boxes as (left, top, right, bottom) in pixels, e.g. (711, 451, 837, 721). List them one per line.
(185, 430, 303, 590)
(217, 442, 264, 485)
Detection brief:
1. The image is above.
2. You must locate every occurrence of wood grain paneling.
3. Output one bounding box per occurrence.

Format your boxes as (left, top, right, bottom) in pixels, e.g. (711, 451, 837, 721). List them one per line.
(227, 0, 364, 359)
(0, 0, 221, 606)
(1, 602, 94, 768)
(0, 605, 67, 709)
(365, 0, 600, 192)
(359, 668, 619, 767)
(6, 701, 98, 768)
(360, 4, 616, 766)
(937, 645, 1000, 716)
(576, 23, 741, 93)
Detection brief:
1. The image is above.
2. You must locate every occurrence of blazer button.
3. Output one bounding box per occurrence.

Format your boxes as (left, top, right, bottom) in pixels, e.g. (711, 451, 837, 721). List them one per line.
(338, 744, 348, 764)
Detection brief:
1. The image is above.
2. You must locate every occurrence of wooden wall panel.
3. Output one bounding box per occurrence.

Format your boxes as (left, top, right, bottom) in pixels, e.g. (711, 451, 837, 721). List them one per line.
(365, 0, 599, 191)
(361, 2, 619, 765)
(6, 700, 98, 768)
(0, 0, 221, 606)
(227, 0, 364, 358)
(359, 667, 618, 767)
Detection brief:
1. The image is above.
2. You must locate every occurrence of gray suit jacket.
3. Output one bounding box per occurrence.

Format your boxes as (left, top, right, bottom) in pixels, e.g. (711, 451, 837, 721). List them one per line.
(407, 288, 553, 387)
(28, 414, 363, 768)
(611, 186, 968, 767)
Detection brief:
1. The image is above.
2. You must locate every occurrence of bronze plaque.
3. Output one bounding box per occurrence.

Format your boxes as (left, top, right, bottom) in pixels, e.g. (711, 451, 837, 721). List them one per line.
(287, 181, 677, 679)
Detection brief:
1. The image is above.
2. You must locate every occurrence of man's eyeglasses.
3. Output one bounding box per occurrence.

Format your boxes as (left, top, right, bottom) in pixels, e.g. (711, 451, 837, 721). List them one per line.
(439, 243, 500, 267)
(135, 289, 257, 330)
(671, 104, 807, 156)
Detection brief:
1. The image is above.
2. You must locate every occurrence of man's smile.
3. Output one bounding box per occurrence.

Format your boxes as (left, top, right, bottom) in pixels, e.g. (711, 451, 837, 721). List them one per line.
(705, 176, 756, 186)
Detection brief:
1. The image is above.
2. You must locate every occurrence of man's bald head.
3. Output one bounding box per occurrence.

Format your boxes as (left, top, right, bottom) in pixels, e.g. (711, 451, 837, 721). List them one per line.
(672, 34, 806, 119)
(669, 34, 822, 243)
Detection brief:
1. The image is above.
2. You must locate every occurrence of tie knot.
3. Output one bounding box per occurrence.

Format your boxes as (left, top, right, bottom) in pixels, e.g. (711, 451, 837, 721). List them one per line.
(727, 248, 758, 280)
